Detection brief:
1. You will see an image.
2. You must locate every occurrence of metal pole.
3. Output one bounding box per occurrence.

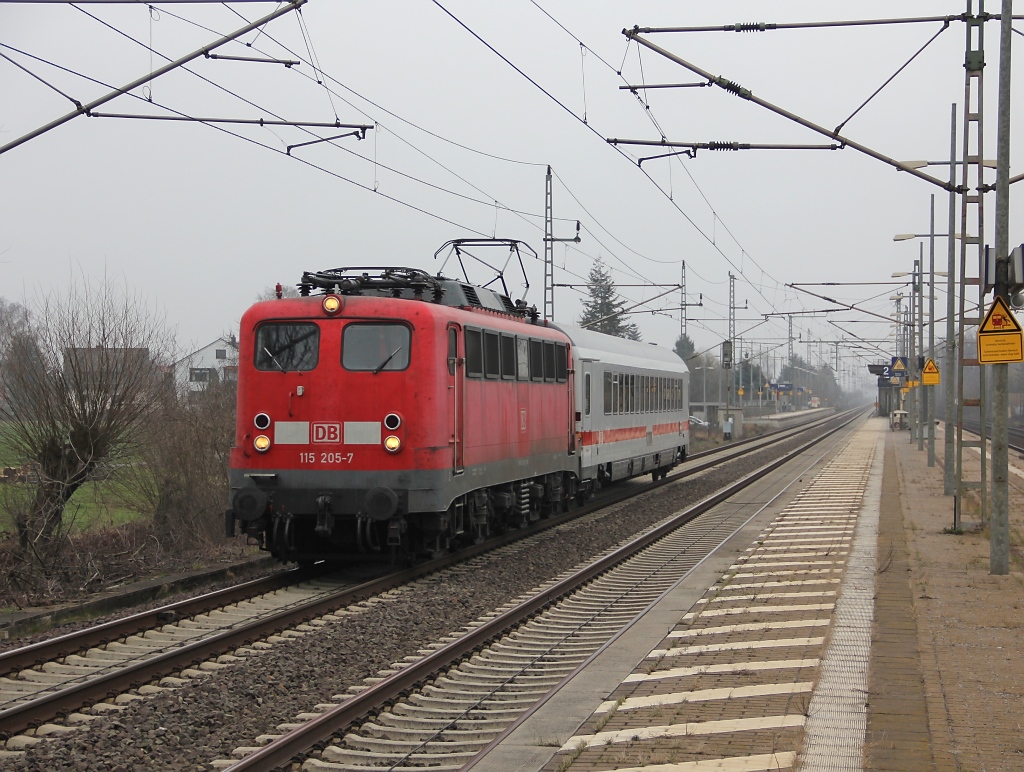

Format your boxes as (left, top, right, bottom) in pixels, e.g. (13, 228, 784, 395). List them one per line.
(944, 104, 958, 496)
(0, 1, 306, 157)
(913, 259, 921, 442)
(990, 0, 1012, 575)
(543, 166, 554, 321)
(928, 195, 937, 466)
(918, 251, 925, 451)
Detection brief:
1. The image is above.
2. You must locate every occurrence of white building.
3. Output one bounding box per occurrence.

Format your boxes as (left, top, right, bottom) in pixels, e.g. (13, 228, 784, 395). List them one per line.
(175, 336, 238, 392)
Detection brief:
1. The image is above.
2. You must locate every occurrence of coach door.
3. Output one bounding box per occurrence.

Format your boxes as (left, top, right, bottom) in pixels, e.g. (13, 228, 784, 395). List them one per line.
(447, 324, 465, 474)
(579, 360, 593, 461)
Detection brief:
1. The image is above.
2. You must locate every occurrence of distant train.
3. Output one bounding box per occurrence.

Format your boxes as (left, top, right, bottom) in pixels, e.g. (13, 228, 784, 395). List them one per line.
(226, 265, 689, 564)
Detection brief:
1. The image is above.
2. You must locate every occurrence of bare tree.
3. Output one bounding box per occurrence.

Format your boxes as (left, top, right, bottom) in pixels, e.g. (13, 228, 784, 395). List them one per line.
(118, 372, 237, 548)
(0, 279, 173, 568)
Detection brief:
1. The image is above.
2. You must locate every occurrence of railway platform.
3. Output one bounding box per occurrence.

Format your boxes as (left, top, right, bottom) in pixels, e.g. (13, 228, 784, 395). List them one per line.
(470, 416, 1024, 772)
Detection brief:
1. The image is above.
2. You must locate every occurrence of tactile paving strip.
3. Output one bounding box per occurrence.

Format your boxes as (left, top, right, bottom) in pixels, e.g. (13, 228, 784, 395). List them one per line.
(548, 421, 883, 772)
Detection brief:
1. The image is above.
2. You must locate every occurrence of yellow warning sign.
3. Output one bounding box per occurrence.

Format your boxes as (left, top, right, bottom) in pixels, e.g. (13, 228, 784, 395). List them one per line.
(891, 357, 907, 372)
(922, 358, 940, 386)
(978, 296, 1024, 364)
(980, 295, 1023, 333)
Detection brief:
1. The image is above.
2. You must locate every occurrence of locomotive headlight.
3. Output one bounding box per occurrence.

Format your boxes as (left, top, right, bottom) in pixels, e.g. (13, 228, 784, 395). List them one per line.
(383, 435, 402, 453)
(322, 295, 342, 315)
(254, 435, 272, 453)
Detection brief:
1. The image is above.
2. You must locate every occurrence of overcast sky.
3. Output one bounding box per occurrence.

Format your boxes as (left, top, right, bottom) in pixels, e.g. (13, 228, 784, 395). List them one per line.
(2, 1, 1022, 390)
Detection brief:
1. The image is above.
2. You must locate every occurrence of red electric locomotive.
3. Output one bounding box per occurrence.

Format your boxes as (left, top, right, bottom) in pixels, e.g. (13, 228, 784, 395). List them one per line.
(227, 262, 689, 564)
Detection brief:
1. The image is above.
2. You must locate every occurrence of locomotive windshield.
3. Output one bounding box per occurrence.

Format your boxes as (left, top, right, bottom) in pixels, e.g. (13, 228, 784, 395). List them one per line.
(254, 323, 319, 372)
(342, 323, 411, 372)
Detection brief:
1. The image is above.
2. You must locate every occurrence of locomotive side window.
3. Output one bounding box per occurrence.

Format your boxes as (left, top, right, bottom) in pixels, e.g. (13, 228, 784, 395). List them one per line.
(554, 343, 568, 382)
(255, 323, 319, 372)
(603, 371, 612, 414)
(483, 331, 501, 379)
(543, 341, 556, 382)
(530, 340, 544, 382)
(342, 324, 411, 372)
(465, 329, 483, 377)
(516, 338, 530, 380)
(585, 373, 591, 416)
(500, 334, 516, 380)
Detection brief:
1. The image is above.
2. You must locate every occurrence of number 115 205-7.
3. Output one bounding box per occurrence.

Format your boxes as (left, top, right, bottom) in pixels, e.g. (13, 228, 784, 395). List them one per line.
(299, 452, 354, 464)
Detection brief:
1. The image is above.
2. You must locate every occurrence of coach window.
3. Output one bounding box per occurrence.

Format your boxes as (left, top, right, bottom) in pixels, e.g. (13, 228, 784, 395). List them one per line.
(603, 372, 613, 414)
(255, 322, 319, 372)
(465, 328, 483, 377)
(500, 334, 516, 380)
(483, 331, 501, 378)
(585, 373, 591, 416)
(554, 343, 568, 382)
(530, 339, 544, 382)
(516, 337, 530, 380)
(342, 323, 411, 372)
(543, 341, 556, 382)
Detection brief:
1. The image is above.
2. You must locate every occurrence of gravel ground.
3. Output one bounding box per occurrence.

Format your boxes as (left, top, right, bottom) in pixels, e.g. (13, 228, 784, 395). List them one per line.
(11, 431, 822, 771)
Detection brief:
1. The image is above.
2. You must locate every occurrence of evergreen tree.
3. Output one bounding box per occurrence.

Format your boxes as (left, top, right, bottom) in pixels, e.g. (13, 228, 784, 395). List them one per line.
(674, 333, 696, 361)
(578, 259, 641, 340)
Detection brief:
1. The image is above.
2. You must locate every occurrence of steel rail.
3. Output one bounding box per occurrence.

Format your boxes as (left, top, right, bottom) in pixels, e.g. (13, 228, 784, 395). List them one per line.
(0, 408, 854, 737)
(0, 569, 304, 678)
(224, 408, 868, 770)
(0, 406, 842, 671)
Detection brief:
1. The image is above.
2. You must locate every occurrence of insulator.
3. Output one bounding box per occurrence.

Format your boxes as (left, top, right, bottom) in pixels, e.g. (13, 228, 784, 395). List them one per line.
(733, 22, 768, 32)
(708, 141, 740, 151)
(714, 77, 753, 99)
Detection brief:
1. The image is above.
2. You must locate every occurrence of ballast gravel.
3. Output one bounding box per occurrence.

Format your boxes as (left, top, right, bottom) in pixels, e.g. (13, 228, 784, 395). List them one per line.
(11, 434, 819, 771)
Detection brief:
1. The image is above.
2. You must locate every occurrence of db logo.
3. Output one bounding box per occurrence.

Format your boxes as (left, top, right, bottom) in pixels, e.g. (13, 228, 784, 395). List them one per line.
(312, 423, 341, 443)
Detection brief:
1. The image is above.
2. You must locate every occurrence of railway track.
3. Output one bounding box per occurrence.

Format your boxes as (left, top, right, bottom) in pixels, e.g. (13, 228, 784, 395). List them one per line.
(0, 408, 860, 759)
(960, 419, 1024, 453)
(213, 408, 867, 770)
